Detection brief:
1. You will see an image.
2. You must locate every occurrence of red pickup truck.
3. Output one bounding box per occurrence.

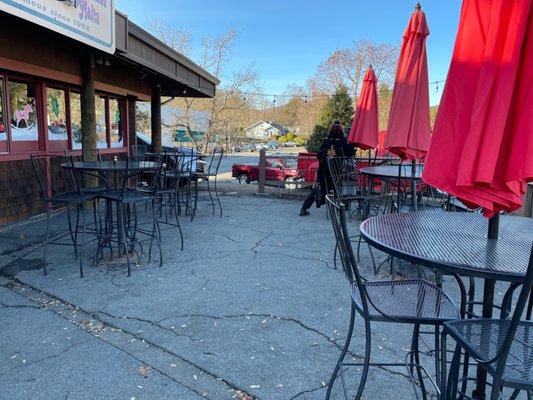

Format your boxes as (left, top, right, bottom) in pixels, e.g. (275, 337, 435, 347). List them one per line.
(232, 158, 301, 184)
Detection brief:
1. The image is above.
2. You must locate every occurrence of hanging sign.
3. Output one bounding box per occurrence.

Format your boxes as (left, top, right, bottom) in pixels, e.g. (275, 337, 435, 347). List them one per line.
(0, 0, 115, 54)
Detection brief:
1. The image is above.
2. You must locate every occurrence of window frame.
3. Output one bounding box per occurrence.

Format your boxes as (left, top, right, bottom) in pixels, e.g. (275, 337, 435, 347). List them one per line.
(0, 75, 8, 154)
(44, 84, 70, 152)
(5, 75, 42, 154)
(0, 69, 129, 160)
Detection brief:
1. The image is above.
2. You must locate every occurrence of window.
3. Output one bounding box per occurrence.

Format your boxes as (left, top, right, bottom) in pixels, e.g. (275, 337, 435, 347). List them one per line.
(9, 80, 38, 142)
(70, 92, 82, 149)
(95, 95, 107, 149)
(0, 77, 7, 153)
(109, 98, 124, 148)
(46, 88, 67, 142)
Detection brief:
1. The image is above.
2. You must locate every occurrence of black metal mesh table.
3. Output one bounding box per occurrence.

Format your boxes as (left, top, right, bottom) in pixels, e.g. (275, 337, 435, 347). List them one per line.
(360, 165, 423, 181)
(65, 161, 160, 172)
(360, 211, 533, 399)
(360, 211, 533, 282)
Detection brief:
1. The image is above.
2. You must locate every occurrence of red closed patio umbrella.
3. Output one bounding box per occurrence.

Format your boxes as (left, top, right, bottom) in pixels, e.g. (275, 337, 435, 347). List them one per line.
(385, 2, 432, 211)
(348, 66, 379, 151)
(385, 2, 431, 161)
(422, 0, 533, 217)
(376, 130, 388, 157)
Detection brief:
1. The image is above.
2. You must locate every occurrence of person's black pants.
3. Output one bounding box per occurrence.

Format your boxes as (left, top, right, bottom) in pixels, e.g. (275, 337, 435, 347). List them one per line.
(301, 187, 319, 211)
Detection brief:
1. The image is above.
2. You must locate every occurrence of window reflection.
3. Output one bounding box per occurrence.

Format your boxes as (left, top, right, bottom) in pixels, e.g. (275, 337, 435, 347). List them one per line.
(46, 88, 67, 141)
(70, 92, 82, 149)
(109, 98, 123, 148)
(9, 80, 38, 141)
(95, 95, 107, 149)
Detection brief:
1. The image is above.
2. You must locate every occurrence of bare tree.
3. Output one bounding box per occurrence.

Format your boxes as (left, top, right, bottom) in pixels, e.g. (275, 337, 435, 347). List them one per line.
(145, 14, 192, 56)
(169, 29, 260, 153)
(309, 40, 397, 97)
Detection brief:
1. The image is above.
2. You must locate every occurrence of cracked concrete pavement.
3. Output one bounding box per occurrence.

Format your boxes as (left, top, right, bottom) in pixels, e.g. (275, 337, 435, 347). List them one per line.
(0, 187, 520, 399)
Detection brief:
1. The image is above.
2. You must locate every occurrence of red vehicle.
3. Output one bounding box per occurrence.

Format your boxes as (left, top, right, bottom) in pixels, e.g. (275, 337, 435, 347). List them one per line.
(232, 158, 300, 184)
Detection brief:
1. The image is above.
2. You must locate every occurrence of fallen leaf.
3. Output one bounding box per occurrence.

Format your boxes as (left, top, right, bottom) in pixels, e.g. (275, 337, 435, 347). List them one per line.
(138, 365, 151, 378)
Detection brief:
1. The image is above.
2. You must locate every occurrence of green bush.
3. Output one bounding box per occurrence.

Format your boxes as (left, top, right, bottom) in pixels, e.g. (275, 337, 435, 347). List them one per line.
(293, 136, 307, 146)
(278, 132, 296, 143)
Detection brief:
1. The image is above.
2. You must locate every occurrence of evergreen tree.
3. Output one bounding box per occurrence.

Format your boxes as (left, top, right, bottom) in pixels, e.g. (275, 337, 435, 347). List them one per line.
(306, 86, 353, 152)
(306, 124, 328, 153)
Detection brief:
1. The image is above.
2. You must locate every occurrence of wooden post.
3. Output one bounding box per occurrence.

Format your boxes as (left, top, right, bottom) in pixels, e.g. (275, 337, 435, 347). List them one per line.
(127, 96, 137, 154)
(151, 82, 162, 153)
(258, 148, 266, 194)
(81, 52, 97, 161)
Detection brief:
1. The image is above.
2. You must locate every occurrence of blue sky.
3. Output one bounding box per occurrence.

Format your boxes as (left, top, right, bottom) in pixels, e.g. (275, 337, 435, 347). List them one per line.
(116, 0, 462, 105)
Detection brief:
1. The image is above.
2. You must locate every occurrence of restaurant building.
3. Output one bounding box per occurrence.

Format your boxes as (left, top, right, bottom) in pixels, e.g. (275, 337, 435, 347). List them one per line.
(0, 0, 219, 224)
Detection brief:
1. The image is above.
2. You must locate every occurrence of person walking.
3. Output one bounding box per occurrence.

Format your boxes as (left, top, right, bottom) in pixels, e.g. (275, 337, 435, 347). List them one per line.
(300, 121, 355, 216)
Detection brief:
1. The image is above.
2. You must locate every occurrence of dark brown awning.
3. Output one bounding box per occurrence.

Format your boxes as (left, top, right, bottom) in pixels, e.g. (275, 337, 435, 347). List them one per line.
(114, 11, 219, 98)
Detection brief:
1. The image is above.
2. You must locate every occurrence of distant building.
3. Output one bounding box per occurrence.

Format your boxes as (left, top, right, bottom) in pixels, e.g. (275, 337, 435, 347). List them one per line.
(244, 121, 288, 140)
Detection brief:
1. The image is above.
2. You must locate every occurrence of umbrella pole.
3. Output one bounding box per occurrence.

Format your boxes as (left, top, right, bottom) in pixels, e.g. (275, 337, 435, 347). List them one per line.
(396, 161, 402, 213)
(411, 160, 417, 212)
(488, 214, 499, 239)
(472, 213, 500, 399)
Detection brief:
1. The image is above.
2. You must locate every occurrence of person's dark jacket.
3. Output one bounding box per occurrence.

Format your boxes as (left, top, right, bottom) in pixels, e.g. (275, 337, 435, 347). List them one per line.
(315, 137, 355, 202)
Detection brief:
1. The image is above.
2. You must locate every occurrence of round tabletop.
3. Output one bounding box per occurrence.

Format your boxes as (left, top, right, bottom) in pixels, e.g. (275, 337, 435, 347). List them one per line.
(360, 165, 423, 180)
(360, 211, 533, 282)
(63, 161, 160, 172)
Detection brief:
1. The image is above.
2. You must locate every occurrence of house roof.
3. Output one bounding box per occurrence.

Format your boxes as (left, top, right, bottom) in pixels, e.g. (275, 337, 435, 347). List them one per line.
(244, 120, 287, 132)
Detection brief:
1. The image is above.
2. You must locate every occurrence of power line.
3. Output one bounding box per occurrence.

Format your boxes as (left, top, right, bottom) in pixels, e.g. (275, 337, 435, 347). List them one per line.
(240, 79, 446, 102)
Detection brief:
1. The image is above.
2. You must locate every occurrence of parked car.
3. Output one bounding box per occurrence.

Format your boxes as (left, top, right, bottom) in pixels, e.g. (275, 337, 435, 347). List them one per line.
(266, 140, 279, 149)
(283, 141, 297, 147)
(233, 143, 256, 152)
(232, 158, 300, 184)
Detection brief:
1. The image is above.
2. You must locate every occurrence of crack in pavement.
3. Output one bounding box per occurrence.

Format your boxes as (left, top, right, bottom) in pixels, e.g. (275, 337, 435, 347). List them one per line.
(96, 310, 193, 342)
(251, 231, 274, 259)
(0, 339, 91, 377)
(288, 384, 325, 400)
(0, 300, 40, 310)
(99, 310, 413, 382)
(5, 279, 255, 400)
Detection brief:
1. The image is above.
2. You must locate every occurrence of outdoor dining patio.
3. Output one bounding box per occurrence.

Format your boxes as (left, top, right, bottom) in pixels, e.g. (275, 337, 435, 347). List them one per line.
(0, 0, 532, 399)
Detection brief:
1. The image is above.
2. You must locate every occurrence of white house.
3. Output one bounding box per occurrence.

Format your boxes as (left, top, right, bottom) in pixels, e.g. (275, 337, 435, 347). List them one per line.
(244, 121, 288, 140)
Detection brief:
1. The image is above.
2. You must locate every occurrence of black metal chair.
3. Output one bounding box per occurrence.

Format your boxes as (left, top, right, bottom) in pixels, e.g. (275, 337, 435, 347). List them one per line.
(328, 157, 394, 274)
(139, 148, 184, 251)
(444, 246, 533, 400)
(173, 148, 199, 221)
(31, 155, 98, 277)
(192, 149, 223, 217)
(325, 195, 460, 400)
(132, 144, 148, 161)
(97, 157, 164, 276)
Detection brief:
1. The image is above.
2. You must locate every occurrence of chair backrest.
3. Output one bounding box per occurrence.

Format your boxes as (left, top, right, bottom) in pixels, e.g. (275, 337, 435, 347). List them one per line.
(491, 244, 533, 374)
(31, 155, 76, 204)
(176, 147, 196, 173)
(30, 155, 50, 203)
(160, 148, 182, 190)
(327, 157, 361, 201)
(206, 148, 224, 175)
(132, 144, 148, 161)
(326, 195, 371, 314)
(65, 149, 102, 162)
